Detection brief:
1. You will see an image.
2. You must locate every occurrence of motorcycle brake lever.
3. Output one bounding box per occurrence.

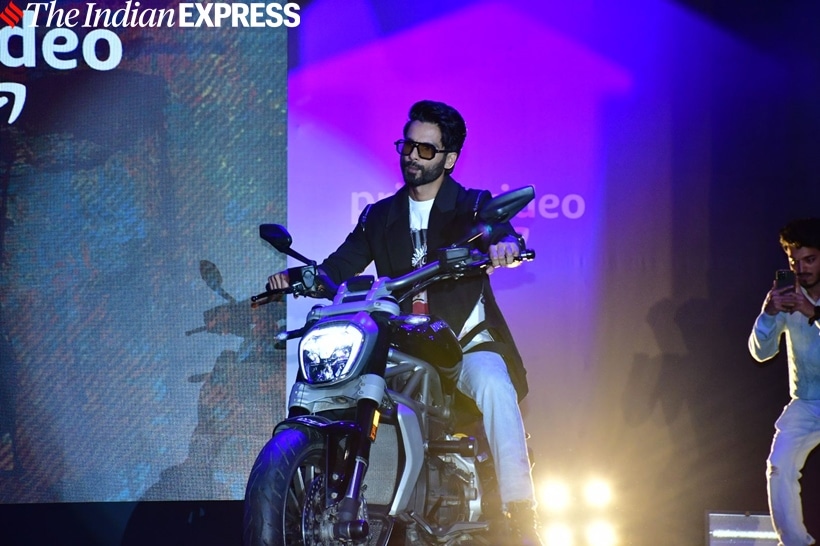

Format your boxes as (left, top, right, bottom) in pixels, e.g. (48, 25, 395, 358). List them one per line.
(250, 288, 289, 308)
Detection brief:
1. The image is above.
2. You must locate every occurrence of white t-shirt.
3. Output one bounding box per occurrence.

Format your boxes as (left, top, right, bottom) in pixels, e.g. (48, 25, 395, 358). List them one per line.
(409, 197, 434, 314)
(408, 196, 490, 347)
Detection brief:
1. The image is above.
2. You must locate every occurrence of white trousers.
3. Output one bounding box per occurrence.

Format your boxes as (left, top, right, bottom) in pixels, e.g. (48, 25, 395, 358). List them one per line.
(457, 350, 535, 505)
(767, 399, 820, 546)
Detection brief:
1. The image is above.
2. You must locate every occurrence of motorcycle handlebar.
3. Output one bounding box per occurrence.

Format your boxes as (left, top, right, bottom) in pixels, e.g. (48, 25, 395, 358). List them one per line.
(384, 247, 535, 295)
(251, 267, 338, 307)
(253, 247, 535, 305)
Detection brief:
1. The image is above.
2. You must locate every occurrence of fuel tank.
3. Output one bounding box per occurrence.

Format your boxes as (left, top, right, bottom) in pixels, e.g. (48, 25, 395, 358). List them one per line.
(388, 315, 462, 392)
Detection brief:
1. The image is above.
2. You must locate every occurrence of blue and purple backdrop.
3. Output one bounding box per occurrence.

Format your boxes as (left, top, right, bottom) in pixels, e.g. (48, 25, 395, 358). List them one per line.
(285, 0, 820, 543)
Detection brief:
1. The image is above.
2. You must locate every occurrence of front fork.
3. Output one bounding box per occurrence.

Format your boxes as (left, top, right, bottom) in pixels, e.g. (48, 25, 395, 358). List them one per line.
(333, 397, 380, 540)
(289, 373, 386, 542)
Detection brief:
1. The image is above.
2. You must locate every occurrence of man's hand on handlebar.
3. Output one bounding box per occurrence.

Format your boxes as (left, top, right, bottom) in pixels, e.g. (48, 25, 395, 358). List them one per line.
(487, 236, 522, 274)
(267, 271, 291, 292)
(262, 266, 336, 301)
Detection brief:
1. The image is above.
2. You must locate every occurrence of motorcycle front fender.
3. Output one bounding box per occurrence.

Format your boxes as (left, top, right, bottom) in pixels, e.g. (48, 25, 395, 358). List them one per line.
(273, 413, 360, 438)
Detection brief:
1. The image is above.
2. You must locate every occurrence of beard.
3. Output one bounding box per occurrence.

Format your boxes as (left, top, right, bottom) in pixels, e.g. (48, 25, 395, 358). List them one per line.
(799, 273, 819, 290)
(401, 157, 446, 187)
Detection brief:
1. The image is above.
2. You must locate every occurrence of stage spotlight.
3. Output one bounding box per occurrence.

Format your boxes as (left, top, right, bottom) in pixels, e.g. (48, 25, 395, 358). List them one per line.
(539, 479, 572, 513)
(584, 519, 617, 546)
(537, 476, 617, 545)
(544, 522, 574, 546)
(583, 478, 613, 508)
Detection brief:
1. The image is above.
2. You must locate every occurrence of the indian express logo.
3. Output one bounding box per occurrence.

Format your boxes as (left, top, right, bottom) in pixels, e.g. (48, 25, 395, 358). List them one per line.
(0, 2, 299, 124)
(23, 1, 301, 28)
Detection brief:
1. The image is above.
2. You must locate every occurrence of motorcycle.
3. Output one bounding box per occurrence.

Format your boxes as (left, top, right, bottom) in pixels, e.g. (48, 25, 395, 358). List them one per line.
(243, 186, 536, 546)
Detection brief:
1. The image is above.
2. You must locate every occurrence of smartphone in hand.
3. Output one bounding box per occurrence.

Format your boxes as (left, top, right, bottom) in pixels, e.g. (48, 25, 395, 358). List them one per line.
(775, 269, 796, 290)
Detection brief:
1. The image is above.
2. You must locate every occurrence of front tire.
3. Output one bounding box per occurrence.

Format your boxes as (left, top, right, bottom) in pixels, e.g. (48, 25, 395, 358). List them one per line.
(243, 427, 325, 546)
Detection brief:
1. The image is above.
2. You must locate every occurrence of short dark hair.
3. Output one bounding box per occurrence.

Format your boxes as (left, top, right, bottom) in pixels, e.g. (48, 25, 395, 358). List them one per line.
(779, 218, 820, 251)
(404, 100, 467, 153)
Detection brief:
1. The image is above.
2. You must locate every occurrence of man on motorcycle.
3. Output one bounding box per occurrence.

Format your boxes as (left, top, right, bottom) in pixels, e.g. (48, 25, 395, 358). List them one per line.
(269, 99, 542, 546)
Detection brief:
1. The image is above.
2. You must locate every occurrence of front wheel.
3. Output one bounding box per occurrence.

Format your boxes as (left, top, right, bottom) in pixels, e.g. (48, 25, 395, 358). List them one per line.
(243, 427, 325, 546)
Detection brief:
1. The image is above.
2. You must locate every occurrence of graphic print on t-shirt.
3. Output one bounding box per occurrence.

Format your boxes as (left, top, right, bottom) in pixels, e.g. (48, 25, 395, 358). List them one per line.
(409, 197, 434, 314)
(410, 224, 429, 314)
(411, 228, 427, 269)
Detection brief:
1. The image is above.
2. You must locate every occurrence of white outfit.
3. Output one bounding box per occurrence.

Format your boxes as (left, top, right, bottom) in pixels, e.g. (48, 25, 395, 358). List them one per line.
(749, 288, 820, 546)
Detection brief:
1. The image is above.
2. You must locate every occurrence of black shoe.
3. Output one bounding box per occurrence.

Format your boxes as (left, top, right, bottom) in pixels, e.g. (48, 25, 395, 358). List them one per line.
(505, 501, 544, 546)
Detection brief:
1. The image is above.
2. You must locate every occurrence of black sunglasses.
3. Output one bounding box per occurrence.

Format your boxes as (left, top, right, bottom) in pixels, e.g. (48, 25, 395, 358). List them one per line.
(394, 139, 449, 161)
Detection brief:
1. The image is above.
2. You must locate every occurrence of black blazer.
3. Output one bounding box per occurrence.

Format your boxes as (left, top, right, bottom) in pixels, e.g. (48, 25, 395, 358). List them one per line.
(320, 176, 529, 400)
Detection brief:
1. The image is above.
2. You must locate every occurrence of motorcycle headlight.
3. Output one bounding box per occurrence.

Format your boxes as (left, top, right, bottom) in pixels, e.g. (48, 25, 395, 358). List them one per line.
(299, 322, 364, 384)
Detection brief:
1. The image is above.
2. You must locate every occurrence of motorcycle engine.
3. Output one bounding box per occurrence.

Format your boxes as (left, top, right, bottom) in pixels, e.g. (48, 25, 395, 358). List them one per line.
(426, 442, 483, 525)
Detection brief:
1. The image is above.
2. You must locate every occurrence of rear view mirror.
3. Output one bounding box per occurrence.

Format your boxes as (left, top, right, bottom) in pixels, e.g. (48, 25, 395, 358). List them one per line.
(449, 186, 534, 249)
(259, 224, 292, 253)
(259, 224, 316, 266)
(477, 186, 534, 224)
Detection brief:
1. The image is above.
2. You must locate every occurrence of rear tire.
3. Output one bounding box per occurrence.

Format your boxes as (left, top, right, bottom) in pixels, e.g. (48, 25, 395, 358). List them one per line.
(243, 427, 325, 546)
